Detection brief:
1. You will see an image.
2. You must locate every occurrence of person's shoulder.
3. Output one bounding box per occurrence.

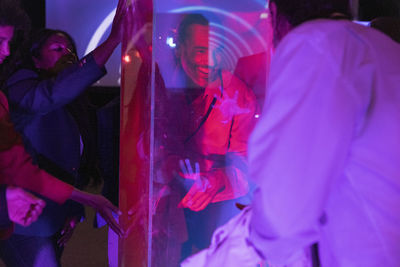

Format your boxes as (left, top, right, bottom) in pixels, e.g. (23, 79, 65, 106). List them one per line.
(6, 68, 39, 87)
(291, 19, 355, 37)
(301, 20, 400, 61)
(287, 19, 383, 49)
(276, 19, 381, 63)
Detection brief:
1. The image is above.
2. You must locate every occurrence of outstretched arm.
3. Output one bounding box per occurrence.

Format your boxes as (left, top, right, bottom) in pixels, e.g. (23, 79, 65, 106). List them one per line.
(92, 0, 131, 67)
(5, 0, 131, 115)
(70, 189, 123, 237)
(1, 92, 124, 236)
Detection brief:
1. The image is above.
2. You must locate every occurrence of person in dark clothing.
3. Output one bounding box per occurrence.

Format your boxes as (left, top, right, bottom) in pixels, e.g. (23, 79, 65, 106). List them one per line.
(0, 0, 129, 265)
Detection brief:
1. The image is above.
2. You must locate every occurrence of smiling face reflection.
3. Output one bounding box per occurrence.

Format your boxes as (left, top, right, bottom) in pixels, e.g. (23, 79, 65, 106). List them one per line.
(179, 24, 218, 88)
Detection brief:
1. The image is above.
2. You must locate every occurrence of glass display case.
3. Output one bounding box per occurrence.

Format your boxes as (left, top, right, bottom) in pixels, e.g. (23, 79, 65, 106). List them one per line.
(119, 0, 272, 266)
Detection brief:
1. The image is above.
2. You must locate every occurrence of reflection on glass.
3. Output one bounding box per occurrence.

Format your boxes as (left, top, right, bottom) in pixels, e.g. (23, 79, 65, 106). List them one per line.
(120, 1, 272, 266)
(153, 12, 260, 266)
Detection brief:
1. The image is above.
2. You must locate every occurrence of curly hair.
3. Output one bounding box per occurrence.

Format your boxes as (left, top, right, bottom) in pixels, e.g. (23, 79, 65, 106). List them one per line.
(0, 0, 31, 88)
(270, 0, 353, 27)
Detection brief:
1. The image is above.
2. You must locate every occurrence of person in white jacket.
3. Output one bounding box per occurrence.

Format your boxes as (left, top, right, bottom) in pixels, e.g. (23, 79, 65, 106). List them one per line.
(182, 0, 400, 266)
(248, 0, 400, 266)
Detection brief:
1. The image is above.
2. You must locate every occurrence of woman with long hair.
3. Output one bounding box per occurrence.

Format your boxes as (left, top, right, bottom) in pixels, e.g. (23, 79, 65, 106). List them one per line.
(0, 0, 129, 266)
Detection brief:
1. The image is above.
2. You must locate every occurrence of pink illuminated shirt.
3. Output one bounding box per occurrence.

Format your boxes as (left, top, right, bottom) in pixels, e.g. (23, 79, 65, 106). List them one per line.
(165, 70, 258, 203)
(249, 19, 400, 267)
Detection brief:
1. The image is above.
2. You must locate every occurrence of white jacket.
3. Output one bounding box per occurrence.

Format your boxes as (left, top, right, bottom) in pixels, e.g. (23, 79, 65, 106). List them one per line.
(249, 19, 400, 267)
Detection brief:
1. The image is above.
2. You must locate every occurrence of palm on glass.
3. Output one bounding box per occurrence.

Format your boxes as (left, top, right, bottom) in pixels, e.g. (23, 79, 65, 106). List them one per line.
(178, 159, 223, 211)
(92, 0, 132, 66)
(70, 189, 124, 237)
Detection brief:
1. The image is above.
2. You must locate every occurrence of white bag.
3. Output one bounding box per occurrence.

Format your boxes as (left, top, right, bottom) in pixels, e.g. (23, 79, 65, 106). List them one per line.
(180, 207, 264, 267)
(180, 206, 312, 267)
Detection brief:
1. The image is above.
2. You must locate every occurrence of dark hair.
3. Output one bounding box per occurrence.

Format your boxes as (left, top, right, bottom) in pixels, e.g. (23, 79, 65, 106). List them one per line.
(177, 13, 209, 46)
(30, 29, 78, 62)
(18, 28, 78, 73)
(0, 0, 30, 30)
(29, 29, 101, 187)
(270, 0, 353, 27)
(0, 0, 31, 88)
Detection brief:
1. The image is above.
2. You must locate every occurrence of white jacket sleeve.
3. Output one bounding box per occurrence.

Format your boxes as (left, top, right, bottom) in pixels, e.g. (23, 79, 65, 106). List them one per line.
(248, 34, 368, 265)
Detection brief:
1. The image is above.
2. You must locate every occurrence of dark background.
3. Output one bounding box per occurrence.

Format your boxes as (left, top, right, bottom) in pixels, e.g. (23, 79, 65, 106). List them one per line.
(358, 0, 400, 20)
(21, 0, 45, 29)
(20, 0, 400, 30)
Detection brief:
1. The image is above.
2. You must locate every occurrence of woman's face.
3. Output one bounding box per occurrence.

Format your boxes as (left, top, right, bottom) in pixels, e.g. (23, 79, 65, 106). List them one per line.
(0, 25, 14, 64)
(34, 33, 75, 70)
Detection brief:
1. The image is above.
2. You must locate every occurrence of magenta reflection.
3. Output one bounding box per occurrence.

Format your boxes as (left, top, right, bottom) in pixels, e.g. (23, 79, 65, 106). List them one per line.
(148, 13, 258, 265)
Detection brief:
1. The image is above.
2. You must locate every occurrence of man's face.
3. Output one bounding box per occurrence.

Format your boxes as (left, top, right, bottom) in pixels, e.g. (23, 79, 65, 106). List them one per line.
(0, 25, 14, 64)
(179, 24, 219, 87)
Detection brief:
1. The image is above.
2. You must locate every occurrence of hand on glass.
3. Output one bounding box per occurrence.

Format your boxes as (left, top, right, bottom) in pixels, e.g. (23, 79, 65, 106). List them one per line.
(214, 91, 251, 123)
(178, 158, 202, 191)
(57, 216, 79, 247)
(92, 0, 132, 66)
(126, 195, 148, 236)
(109, 0, 131, 44)
(70, 189, 124, 237)
(6, 186, 46, 227)
(123, 0, 152, 58)
(88, 194, 124, 237)
(179, 158, 201, 181)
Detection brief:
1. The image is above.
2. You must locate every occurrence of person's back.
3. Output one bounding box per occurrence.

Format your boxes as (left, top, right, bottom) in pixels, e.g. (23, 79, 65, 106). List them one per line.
(316, 20, 400, 267)
(250, 18, 400, 266)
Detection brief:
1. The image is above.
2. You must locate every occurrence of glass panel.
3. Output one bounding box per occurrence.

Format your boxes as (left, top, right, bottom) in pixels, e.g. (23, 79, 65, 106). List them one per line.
(119, 0, 154, 265)
(120, 0, 272, 266)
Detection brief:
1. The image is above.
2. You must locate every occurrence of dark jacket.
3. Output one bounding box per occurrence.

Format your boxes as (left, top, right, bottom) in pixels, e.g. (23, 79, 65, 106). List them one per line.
(4, 54, 105, 236)
(0, 185, 13, 239)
